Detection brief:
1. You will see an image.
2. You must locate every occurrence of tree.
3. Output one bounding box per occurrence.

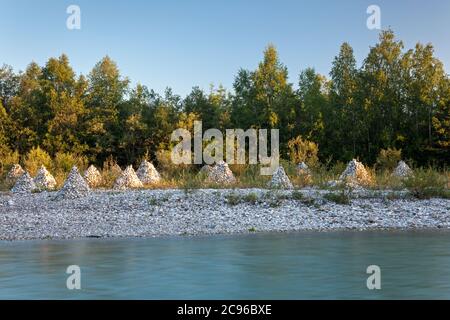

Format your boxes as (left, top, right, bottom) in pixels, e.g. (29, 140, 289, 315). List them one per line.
(231, 68, 257, 129)
(85, 56, 129, 162)
(297, 68, 327, 146)
(0, 64, 20, 111)
(329, 43, 360, 160)
(253, 44, 290, 128)
(117, 84, 150, 164)
(359, 29, 404, 162)
(40, 55, 88, 155)
(7, 62, 43, 154)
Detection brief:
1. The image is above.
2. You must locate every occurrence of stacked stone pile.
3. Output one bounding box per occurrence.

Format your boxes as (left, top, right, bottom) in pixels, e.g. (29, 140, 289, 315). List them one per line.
(206, 161, 236, 185)
(136, 160, 161, 185)
(6, 164, 25, 185)
(199, 165, 213, 176)
(339, 159, 373, 186)
(392, 161, 413, 178)
(113, 166, 143, 190)
(268, 166, 293, 189)
(11, 172, 37, 194)
(34, 165, 57, 191)
(296, 162, 310, 175)
(56, 166, 90, 199)
(84, 165, 103, 188)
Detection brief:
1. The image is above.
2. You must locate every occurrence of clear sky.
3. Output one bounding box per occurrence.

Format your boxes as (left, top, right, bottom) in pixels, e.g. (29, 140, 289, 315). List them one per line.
(1, 0, 450, 96)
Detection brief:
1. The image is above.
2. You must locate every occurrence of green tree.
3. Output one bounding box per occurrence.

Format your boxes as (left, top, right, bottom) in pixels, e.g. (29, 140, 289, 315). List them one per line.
(40, 55, 88, 155)
(329, 43, 360, 160)
(118, 84, 150, 164)
(297, 68, 327, 145)
(85, 56, 129, 162)
(360, 30, 405, 162)
(7, 62, 43, 153)
(253, 44, 290, 128)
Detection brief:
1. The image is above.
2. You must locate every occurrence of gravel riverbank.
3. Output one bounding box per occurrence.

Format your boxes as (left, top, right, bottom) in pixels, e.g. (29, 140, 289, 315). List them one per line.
(1, 188, 450, 241)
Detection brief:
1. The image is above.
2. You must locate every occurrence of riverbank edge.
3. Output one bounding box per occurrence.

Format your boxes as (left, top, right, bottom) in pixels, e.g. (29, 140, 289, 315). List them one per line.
(1, 188, 450, 241)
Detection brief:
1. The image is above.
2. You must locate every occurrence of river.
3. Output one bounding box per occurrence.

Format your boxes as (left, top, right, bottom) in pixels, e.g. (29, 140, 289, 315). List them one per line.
(1, 231, 450, 299)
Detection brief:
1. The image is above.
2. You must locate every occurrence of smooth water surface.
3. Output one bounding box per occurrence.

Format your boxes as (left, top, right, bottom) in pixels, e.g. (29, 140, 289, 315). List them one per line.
(1, 231, 450, 299)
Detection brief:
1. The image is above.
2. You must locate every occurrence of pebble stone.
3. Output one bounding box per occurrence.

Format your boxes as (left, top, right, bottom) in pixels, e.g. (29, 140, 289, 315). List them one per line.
(0, 188, 449, 240)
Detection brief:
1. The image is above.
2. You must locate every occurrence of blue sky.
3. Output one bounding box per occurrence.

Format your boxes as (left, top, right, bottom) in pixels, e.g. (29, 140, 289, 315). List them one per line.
(1, 0, 450, 96)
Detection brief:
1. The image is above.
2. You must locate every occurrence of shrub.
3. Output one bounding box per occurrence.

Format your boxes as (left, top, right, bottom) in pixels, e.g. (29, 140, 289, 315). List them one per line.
(52, 152, 88, 187)
(403, 168, 449, 199)
(231, 164, 268, 188)
(376, 148, 402, 171)
(0, 147, 20, 190)
(101, 156, 122, 188)
(23, 146, 52, 176)
(311, 161, 346, 189)
(287, 136, 319, 167)
(156, 148, 194, 177)
(0, 147, 20, 177)
(53, 152, 88, 173)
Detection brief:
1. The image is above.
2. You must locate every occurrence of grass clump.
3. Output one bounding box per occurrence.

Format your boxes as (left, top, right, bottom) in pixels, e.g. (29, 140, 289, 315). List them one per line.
(225, 192, 242, 206)
(324, 190, 351, 205)
(149, 195, 170, 206)
(225, 192, 259, 205)
(290, 190, 317, 206)
(261, 191, 284, 207)
(291, 190, 304, 200)
(242, 192, 258, 204)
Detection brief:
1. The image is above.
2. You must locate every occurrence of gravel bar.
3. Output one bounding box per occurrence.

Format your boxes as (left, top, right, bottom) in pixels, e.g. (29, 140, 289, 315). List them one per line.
(1, 188, 450, 241)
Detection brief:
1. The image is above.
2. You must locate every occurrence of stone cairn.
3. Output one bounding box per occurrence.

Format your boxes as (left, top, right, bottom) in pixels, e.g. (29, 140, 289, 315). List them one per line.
(11, 172, 37, 194)
(111, 163, 123, 175)
(56, 166, 90, 199)
(136, 160, 161, 185)
(199, 164, 213, 176)
(296, 162, 313, 185)
(296, 162, 310, 175)
(6, 164, 25, 186)
(206, 161, 236, 185)
(113, 165, 143, 190)
(268, 165, 293, 189)
(34, 165, 57, 191)
(84, 165, 103, 188)
(339, 159, 373, 186)
(392, 161, 413, 178)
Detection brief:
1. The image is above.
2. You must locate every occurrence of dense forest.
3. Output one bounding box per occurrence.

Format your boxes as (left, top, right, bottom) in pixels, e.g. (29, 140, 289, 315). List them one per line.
(1, 30, 449, 170)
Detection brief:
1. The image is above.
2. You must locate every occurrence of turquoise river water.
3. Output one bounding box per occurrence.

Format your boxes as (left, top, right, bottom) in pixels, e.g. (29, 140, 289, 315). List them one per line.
(1, 231, 450, 299)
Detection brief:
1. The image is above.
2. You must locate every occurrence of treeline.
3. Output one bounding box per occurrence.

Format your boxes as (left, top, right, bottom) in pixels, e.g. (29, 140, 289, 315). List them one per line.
(0, 30, 449, 168)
